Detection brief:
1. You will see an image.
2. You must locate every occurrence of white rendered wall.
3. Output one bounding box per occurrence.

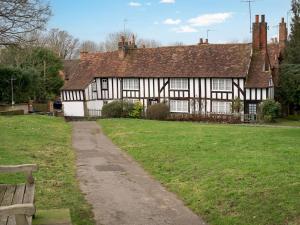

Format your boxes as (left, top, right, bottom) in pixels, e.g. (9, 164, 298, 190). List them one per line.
(63, 102, 85, 117)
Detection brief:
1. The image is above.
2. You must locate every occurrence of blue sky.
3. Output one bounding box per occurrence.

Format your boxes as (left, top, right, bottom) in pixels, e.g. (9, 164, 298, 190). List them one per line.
(48, 0, 291, 45)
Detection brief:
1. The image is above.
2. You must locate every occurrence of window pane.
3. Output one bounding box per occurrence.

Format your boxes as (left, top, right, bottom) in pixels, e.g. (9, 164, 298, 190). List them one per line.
(212, 79, 218, 90)
(170, 100, 188, 112)
(225, 80, 232, 91)
(102, 79, 108, 89)
(212, 101, 231, 114)
(170, 78, 188, 90)
(123, 79, 139, 90)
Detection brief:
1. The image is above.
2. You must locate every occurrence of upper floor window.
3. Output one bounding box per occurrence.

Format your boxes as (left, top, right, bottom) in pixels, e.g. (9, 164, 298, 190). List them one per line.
(101, 79, 108, 90)
(170, 78, 188, 90)
(91, 80, 97, 92)
(212, 79, 232, 92)
(123, 78, 139, 90)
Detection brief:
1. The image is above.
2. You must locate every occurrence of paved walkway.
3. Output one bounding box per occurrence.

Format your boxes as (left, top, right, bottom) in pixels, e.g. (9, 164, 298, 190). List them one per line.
(72, 121, 206, 225)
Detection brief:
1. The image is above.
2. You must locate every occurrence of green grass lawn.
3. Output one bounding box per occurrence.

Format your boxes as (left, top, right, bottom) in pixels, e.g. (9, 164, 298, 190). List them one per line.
(100, 119, 300, 225)
(274, 119, 300, 127)
(0, 115, 94, 225)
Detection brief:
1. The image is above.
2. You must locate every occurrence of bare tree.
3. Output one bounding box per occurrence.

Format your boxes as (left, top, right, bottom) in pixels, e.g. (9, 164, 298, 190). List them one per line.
(79, 40, 99, 52)
(0, 0, 51, 46)
(44, 28, 79, 59)
(137, 39, 161, 48)
(170, 41, 184, 46)
(103, 30, 136, 52)
(97, 30, 161, 52)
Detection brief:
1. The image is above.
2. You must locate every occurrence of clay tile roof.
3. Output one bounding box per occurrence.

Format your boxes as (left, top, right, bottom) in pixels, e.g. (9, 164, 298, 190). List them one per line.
(62, 44, 252, 90)
(245, 51, 272, 88)
(62, 59, 80, 80)
(267, 43, 281, 68)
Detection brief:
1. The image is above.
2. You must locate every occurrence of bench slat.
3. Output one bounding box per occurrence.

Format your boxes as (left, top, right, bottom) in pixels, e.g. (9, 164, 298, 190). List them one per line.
(0, 185, 16, 225)
(23, 184, 34, 225)
(0, 186, 6, 206)
(22, 185, 34, 204)
(7, 185, 26, 225)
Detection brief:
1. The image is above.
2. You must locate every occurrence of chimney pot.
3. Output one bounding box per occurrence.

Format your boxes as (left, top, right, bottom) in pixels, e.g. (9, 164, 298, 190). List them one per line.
(80, 51, 88, 60)
(261, 15, 265, 23)
(199, 38, 203, 44)
(205, 39, 209, 44)
(255, 15, 259, 23)
(281, 17, 285, 23)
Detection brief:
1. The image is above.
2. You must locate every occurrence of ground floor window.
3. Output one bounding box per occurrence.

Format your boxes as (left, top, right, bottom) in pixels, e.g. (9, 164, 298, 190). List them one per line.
(248, 103, 257, 114)
(170, 100, 188, 113)
(148, 98, 158, 106)
(212, 101, 231, 114)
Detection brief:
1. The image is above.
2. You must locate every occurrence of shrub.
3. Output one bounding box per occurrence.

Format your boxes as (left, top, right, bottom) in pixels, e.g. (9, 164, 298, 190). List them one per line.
(129, 102, 143, 119)
(146, 103, 170, 120)
(231, 97, 243, 114)
(259, 99, 281, 122)
(122, 101, 135, 118)
(102, 100, 134, 118)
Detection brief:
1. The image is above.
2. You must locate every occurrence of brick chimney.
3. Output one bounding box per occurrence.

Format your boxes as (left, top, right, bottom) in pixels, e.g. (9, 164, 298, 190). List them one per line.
(198, 38, 208, 45)
(130, 35, 137, 49)
(118, 36, 128, 59)
(80, 51, 89, 60)
(279, 17, 288, 51)
(252, 15, 268, 51)
(260, 15, 267, 50)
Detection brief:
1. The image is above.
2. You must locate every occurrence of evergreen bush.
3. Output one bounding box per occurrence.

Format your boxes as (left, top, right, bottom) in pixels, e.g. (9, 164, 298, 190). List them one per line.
(102, 100, 134, 118)
(146, 103, 170, 120)
(259, 99, 281, 122)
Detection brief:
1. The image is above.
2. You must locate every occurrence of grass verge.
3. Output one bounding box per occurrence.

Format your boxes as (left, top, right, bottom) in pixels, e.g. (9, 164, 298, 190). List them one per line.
(100, 119, 300, 225)
(0, 115, 94, 225)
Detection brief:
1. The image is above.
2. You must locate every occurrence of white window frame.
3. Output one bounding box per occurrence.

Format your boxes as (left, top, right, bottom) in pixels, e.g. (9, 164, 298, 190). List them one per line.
(248, 104, 257, 115)
(170, 78, 188, 90)
(212, 79, 232, 92)
(170, 100, 189, 113)
(101, 79, 108, 89)
(123, 78, 139, 90)
(91, 80, 97, 92)
(212, 101, 231, 114)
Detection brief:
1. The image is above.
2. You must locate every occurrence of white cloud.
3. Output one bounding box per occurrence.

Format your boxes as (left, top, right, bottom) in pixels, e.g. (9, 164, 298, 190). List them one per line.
(129, 1, 142, 7)
(163, 18, 181, 25)
(146, 2, 152, 6)
(160, 0, 175, 4)
(172, 25, 198, 33)
(188, 12, 233, 27)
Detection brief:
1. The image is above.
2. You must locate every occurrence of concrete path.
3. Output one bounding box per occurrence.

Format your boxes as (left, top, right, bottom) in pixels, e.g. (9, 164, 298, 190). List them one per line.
(72, 121, 207, 225)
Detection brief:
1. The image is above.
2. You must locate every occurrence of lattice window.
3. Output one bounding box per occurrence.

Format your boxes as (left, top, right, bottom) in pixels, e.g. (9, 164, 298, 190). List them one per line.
(249, 104, 257, 114)
(212, 79, 232, 91)
(170, 100, 189, 113)
(212, 101, 231, 114)
(123, 79, 139, 90)
(170, 78, 188, 90)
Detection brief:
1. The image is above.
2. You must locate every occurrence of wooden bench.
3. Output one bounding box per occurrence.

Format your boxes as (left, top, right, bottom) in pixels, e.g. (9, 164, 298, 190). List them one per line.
(0, 165, 38, 225)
